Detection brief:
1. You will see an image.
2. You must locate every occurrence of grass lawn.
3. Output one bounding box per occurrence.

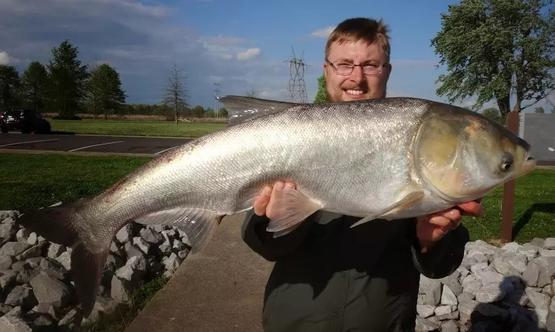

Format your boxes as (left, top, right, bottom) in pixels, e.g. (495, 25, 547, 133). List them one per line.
(1, 153, 553, 243)
(1, 153, 553, 331)
(50, 119, 227, 138)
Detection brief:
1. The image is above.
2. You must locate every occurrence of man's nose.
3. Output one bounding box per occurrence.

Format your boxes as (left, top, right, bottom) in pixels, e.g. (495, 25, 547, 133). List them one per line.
(349, 65, 365, 83)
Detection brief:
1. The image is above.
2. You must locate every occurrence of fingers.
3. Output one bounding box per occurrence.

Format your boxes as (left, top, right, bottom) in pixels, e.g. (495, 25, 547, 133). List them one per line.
(253, 185, 272, 216)
(457, 200, 484, 216)
(253, 181, 297, 216)
(427, 208, 462, 231)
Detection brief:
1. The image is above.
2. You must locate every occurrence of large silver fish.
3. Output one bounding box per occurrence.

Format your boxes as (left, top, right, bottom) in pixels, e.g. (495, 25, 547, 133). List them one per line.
(19, 96, 535, 315)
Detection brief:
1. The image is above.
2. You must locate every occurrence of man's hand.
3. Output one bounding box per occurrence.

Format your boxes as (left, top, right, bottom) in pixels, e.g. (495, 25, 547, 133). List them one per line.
(416, 200, 483, 253)
(253, 181, 297, 219)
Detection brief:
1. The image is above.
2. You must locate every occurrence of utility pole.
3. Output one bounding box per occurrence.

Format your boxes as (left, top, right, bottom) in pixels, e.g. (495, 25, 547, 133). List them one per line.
(213, 82, 221, 118)
(287, 48, 308, 103)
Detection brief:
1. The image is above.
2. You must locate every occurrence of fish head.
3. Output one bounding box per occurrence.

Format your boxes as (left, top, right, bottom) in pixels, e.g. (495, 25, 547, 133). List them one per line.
(415, 103, 536, 202)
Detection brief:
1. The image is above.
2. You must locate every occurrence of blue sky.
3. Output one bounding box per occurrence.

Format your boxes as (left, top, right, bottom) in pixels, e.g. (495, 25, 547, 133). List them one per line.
(1, 0, 553, 110)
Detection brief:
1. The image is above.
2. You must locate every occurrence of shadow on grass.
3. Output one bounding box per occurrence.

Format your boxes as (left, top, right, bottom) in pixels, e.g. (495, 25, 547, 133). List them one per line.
(512, 203, 555, 240)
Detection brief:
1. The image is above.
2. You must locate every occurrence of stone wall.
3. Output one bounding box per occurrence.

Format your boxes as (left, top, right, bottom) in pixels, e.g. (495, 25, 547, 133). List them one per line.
(0, 210, 554, 331)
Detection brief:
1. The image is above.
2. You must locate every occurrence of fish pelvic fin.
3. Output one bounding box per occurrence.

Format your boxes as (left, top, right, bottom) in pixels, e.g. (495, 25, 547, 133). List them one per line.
(18, 202, 109, 317)
(351, 190, 425, 228)
(134, 207, 222, 252)
(217, 95, 300, 125)
(265, 187, 323, 237)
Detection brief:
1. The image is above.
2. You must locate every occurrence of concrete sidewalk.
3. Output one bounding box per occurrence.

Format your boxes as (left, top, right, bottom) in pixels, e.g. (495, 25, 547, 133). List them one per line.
(124, 214, 273, 332)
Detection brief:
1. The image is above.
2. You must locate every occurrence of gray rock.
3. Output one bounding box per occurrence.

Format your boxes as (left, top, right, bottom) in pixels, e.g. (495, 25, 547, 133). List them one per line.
(0, 242, 30, 257)
(544, 238, 555, 250)
(434, 305, 452, 316)
(419, 275, 442, 306)
(520, 243, 540, 261)
(470, 262, 489, 274)
(0, 210, 19, 221)
(4, 285, 37, 309)
(58, 308, 81, 328)
(15, 243, 45, 261)
(475, 283, 503, 303)
(441, 284, 458, 306)
(530, 238, 546, 248)
(133, 237, 150, 254)
(474, 267, 504, 286)
(436, 310, 459, 321)
(116, 255, 147, 282)
(0, 255, 13, 270)
(32, 303, 57, 319)
(162, 253, 181, 277)
(415, 316, 440, 331)
(416, 304, 435, 318)
(124, 242, 144, 259)
(523, 261, 540, 287)
(86, 296, 119, 322)
(54, 250, 72, 271)
(458, 298, 478, 323)
(29, 272, 72, 307)
(529, 256, 555, 287)
(46, 243, 64, 259)
(0, 270, 17, 290)
(15, 228, 31, 242)
(26, 232, 38, 246)
(525, 287, 550, 328)
(0, 313, 32, 332)
(0, 222, 16, 242)
(39, 258, 67, 280)
(462, 275, 482, 294)
(110, 275, 129, 302)
(115, 224, 132, 244)
(140, 227, 163, 245)
(539, 249, 555, 257)
(501, 242, 521, 252)
(440, 319, 459, 332)
(492, 251, 527, 275)
(546, 299, 555, 332)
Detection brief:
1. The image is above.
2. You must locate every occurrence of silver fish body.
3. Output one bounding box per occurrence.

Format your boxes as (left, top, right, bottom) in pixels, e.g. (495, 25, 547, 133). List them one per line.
(19, 96, 535, 315)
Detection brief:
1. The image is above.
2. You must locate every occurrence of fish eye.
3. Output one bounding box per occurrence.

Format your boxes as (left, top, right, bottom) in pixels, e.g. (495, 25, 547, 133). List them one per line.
(500, 154, 513, 172)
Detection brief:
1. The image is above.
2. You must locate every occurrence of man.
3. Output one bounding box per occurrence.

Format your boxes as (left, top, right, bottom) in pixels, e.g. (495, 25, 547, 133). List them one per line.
(242, 17, 482, 331)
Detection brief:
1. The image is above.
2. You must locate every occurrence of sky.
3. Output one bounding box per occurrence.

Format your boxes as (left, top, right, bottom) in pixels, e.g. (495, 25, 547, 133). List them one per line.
(0, 0, 553, 111)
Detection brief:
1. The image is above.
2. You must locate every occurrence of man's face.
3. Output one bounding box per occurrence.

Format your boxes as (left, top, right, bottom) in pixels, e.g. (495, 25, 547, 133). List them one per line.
(324, 39, 391, 102)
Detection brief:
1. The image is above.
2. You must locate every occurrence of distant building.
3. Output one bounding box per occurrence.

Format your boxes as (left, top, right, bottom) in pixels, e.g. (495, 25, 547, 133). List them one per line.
(520, 113, 555, 165)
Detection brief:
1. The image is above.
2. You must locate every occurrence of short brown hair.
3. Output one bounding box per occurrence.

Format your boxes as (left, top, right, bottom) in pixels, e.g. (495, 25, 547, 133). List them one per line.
(325, 18, 391, 63)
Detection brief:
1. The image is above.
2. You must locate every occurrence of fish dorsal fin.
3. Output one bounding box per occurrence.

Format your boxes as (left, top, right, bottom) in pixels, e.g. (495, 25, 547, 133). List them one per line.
(351, 190, 425, 228)
(134, 207, 223, 251)
(217, 95, 301, 125)
(266, 187, 323, 237)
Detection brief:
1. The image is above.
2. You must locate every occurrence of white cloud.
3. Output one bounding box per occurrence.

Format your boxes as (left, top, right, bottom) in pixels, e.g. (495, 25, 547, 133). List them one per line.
(0, 51, 10, 65)
(310, 26, 334, 38)
(236, 48, 261, 61)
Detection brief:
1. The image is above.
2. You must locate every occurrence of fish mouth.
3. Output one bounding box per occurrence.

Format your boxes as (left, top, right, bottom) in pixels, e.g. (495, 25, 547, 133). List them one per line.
(518, 155, 536, 176)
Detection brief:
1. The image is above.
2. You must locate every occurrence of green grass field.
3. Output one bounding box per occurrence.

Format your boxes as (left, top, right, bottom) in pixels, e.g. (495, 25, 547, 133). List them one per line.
(1, 153, 553, 243)
(50, 119, 227, 138)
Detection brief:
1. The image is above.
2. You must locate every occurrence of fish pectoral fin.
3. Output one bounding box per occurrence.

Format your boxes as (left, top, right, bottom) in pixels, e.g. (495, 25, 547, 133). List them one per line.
(134, 207, 223, 252)
(266, 187, 322, 236)
(351, 190, 425, 228)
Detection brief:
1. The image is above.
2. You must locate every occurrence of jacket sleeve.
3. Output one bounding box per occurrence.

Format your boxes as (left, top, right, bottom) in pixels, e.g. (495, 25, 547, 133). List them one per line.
(411, 224, 469, 279)
(241, 211, 316, 261)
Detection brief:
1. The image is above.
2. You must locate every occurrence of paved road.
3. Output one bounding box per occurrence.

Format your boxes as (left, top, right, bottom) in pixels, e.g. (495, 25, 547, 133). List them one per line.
(0, 133, 192, 156)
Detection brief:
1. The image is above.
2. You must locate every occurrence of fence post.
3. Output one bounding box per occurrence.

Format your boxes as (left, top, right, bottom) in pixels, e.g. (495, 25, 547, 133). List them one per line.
(500, 111, 520, 243)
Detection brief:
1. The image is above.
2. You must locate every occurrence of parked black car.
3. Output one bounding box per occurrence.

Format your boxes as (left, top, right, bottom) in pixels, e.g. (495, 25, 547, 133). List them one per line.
(0, 109, 51, 134)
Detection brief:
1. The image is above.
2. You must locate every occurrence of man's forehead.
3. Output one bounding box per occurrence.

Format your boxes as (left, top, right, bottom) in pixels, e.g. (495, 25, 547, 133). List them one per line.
(328, 39, 386, 59)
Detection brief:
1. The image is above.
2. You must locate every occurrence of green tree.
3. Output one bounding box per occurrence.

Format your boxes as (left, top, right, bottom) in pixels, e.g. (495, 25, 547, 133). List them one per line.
(162, 65, 188, 124)
(482, 107, 504, 123)
(21, 62, 48, 113)
(85, 64, 126, 119)
(314, 75, 328, 103)
(0, 65, 20, 112)
(432, 0, 555, 117)
(534, 106, 545, 113)
(47, 40, 89, 119)
(191, 105, 204, 118)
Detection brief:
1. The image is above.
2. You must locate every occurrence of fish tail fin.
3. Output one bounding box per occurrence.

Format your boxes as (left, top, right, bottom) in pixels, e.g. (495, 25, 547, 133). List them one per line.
(18, 202, 108, 317)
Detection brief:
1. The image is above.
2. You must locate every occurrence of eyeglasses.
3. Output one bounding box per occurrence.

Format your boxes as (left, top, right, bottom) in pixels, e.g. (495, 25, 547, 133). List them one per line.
(325, 59, 388, 76)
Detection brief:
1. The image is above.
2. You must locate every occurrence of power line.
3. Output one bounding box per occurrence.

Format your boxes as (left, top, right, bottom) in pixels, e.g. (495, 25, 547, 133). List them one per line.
(287, 48, 307, 103)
